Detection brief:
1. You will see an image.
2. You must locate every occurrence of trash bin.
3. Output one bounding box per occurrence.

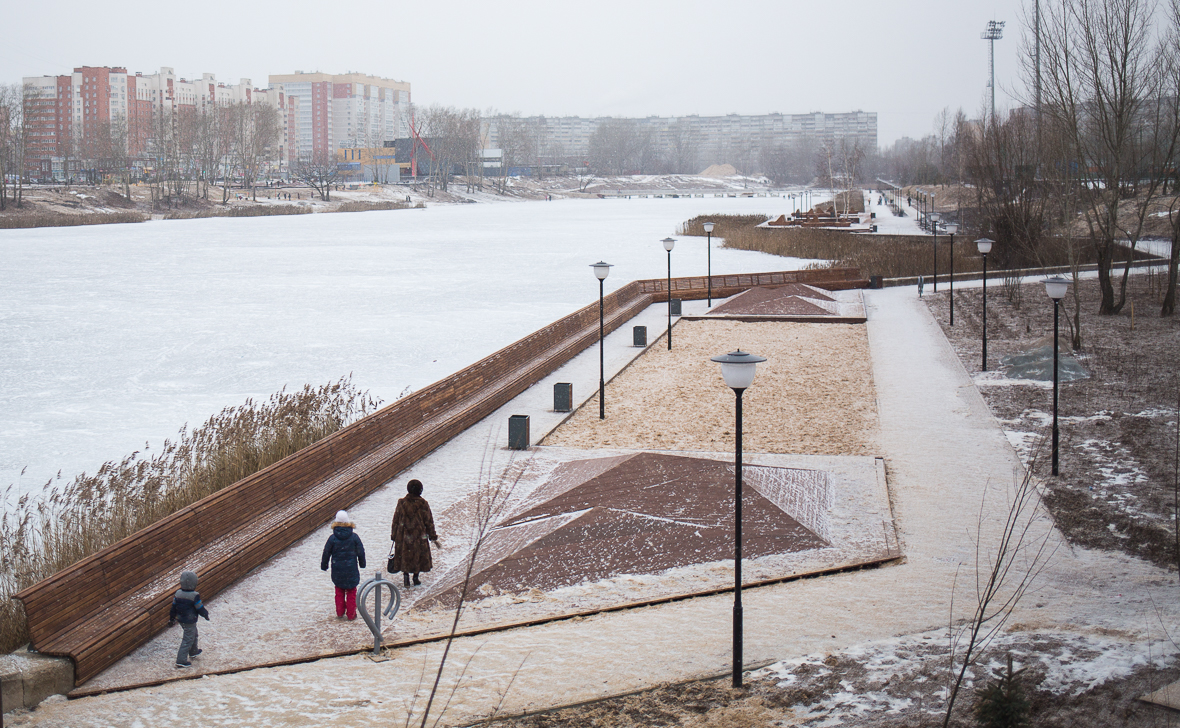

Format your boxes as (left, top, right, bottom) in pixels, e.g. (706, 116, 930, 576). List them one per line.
(508, 415, 530, 450)
(633, 326, 647, 346)
(669, 298, 682, 316)
(554, 383, 573, 413)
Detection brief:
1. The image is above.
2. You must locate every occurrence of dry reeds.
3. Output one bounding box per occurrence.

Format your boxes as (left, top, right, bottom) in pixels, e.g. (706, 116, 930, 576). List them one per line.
(0, 376, 379, 653)
(681, 215, 1138, 279)
(333, 200, 421, 213)
(0, 212, 147, 229)
(163, 205, 311, 220)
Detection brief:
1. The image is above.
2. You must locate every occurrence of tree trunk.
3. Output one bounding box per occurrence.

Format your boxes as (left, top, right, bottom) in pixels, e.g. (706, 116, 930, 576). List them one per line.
(1164, 216, 1180, 316)
(1095, 240, 1120, 314)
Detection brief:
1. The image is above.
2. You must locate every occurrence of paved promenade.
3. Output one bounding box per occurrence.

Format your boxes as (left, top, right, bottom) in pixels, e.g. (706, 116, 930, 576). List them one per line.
(10, 288, 1177, 727)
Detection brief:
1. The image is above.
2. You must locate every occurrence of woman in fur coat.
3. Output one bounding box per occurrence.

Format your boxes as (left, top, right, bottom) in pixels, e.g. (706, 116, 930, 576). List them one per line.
(390, 479, 438, 587)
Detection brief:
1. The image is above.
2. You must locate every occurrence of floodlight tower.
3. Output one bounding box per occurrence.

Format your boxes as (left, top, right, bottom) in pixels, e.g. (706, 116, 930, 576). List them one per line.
(981, 20, 1005, 122)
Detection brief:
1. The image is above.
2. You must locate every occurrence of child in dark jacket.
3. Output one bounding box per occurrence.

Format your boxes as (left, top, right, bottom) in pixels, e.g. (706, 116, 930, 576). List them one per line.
(321, 510, 366, 620)
(168, 570, 210, 668)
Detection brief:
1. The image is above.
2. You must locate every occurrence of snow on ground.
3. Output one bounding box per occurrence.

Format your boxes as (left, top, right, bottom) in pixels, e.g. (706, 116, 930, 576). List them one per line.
(864, 190, 925, 236)
(0, 196, 824, 502)
(8, 285, 1177, 727)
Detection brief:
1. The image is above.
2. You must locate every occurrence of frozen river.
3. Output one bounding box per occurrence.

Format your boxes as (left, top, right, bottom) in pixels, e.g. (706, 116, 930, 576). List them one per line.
(1, 195, 815, 502)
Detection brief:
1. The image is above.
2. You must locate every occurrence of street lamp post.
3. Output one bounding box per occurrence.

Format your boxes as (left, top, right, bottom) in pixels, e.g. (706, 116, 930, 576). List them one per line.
(710, 348, 767, 689)
(930, 212, 941, 292)
(703, 222, 715, 307)
(1044, 276, 1069, 476)
(976, 239, 994, 371)
(662, 237, 676, 349)
(591, 261, 613, 419)
(946, 223, 959, 325)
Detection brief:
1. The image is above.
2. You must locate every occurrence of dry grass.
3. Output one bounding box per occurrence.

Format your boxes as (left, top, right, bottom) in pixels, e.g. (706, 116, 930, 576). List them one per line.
(682, 214, 1148, 279)
(0, 376, 379, 653)
(163, 205, 311, 220)
(0, 211, 147, 228)
(333, 200, 423, 213)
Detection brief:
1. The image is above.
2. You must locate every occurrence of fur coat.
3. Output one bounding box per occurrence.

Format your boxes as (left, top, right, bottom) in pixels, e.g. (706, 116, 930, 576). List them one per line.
(390, 495, 437, 573)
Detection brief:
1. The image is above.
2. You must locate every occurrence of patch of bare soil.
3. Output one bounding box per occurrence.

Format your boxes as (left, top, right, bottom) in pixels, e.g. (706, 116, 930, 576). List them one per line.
(924, 274, 1180, 570)
(479, 637, 1180, 728)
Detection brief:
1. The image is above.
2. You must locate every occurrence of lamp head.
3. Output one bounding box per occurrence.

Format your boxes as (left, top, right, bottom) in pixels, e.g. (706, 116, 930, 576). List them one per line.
(702, 222, 715, 233)
(710, 349, 767, 391)
(975, 238, 994, 254)
(591, 261, 613, 280)
(930, 212, 941, 223)
(945, 223, 959, 235)
(662, 237, 676, 252)
(1043, 276, 1069, 300)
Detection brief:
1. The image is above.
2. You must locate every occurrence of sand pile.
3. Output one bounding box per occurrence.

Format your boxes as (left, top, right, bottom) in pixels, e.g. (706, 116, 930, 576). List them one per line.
(698, 163, 738, 177)
(543, 319, 878, 455)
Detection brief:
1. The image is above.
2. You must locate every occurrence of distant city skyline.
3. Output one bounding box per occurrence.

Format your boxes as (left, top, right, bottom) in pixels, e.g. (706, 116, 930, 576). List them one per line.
(0, 0, 1030, 147)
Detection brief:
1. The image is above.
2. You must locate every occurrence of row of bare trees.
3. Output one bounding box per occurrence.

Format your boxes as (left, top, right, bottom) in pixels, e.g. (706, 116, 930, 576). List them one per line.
(0, 83, 33, 210)
(884, 0, 1180, 326)
(0, 81, 282, 210)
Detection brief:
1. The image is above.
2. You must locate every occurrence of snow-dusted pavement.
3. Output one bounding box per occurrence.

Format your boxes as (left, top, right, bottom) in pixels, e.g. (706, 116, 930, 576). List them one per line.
(866, 191, 925, 236)
(12, 285, 1176, 727)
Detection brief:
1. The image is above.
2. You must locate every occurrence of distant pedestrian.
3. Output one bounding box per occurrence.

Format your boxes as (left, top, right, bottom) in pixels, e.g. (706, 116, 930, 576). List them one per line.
(390, 479, 438, 587)
(168, 570, 209, 669)
(321, 510, 367, 620)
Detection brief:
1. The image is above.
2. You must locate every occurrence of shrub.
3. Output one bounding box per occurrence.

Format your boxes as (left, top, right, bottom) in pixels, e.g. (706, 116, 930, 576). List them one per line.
(973, 655, 1032, 728)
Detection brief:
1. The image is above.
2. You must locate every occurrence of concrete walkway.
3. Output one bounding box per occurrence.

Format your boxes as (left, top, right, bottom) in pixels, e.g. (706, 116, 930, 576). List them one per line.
(9, 288, 1177, 727)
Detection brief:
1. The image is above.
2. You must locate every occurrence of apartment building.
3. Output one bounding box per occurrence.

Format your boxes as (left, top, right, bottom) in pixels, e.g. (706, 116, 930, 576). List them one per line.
(486, 111, 879, 171)
(268, 71, 410, 162)
(21, 66, 288, 179)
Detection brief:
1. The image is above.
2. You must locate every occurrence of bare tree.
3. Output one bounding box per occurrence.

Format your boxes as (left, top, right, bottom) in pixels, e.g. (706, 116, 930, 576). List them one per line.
(496, 114, 536, 192)
(1157, 0, 1180, 315)
(666, 119, 700, 175)
(942, 457, 1056, 727)
(415, 106, 481, 194)
(232, 102, 280, 201)
(0, 83, 18, 210)
(1038, 0, 1179, 314)
(588, 118, 648, 175)
(291, 149, 339, 201)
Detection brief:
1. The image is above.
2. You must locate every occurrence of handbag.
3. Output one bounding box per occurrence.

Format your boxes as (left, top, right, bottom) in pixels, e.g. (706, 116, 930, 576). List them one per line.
(386, 543, 397, 574)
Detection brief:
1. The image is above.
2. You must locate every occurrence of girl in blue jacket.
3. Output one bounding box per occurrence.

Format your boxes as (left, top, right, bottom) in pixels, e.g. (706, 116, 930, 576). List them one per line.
(320, 510, 367, 620)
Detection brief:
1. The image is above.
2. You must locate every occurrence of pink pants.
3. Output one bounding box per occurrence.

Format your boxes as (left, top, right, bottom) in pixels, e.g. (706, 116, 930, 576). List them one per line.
(335, 587, 357, 619)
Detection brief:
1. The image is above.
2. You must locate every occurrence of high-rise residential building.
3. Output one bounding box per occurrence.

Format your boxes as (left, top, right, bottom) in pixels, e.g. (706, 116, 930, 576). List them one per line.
(486, 111, 879, 172)
(21, 66, 288, 179)
(268, 71, 410, 162)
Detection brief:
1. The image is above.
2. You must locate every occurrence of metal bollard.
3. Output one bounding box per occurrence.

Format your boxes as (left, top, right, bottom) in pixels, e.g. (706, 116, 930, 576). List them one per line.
(357, 571, 401, 654)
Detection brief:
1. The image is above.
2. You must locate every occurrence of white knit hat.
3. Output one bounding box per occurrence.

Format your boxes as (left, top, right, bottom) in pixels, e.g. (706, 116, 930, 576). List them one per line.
(335, 510, 350, 523)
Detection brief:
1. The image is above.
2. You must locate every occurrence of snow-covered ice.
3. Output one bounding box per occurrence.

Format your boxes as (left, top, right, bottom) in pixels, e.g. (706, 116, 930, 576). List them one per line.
(0, 196, 818, 501)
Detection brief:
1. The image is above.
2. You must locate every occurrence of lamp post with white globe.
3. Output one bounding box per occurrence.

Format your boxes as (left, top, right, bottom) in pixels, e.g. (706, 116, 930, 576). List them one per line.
(591, 261, 613, 419)
(662, 237, 676, 349)
(710, 348, 766, 688)
(703, 222, 715, 306)
(1044, 276, 1069, 475)
(976, 238, 994, 371)
(946, 223, 959, 325)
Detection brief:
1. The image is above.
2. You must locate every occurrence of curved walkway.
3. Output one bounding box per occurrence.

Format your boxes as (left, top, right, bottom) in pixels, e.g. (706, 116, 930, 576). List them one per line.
(11, 287, 1177, 727)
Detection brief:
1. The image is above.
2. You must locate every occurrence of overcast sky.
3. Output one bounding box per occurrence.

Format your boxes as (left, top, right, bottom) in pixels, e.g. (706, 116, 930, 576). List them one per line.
(0, 0, 1032, 147)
